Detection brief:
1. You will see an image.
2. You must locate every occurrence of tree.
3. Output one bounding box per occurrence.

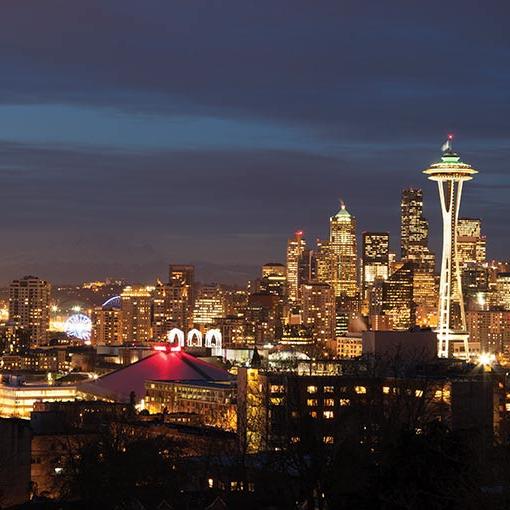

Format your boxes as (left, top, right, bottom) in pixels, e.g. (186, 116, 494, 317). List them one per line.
(60, 423, 184, 508)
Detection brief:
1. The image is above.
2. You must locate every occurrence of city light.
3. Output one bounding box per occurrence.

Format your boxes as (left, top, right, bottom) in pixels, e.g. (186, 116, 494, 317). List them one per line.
(478, 353, 495, 366)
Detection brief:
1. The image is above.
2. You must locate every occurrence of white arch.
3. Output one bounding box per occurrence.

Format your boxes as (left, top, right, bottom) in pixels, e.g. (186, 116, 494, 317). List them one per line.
(205, 329, 222, 355)
(187, 328, 203, 347)
(167, 328, 185, 348)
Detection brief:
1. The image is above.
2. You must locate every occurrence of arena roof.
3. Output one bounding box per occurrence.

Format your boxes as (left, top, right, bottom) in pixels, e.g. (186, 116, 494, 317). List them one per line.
(78, 350, 233, 403)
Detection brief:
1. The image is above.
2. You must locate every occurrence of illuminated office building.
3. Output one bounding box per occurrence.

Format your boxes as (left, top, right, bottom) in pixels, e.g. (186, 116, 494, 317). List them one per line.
(315, 239, 336, 289)
(260, 263, 287, 298)
(215, 316, 246, 349)
(362, 232, 389, 298)
(286, 231, 308, 303)
(423, 136, 478, 358)
(8, 276, 51, 346)
(193, 285, 225, 327)
(400, 188, 435, 272)
(329, 202, 358, 298)
(120, 286, 152, 343)
(301, 282, 335, 344)
(168, 264, 195, 330)
(496, 273, 510, 310)
(462, 266, 489, 310)
(413, 271, 438, 328)
(382, 262, 415, 330)
(457, 218, 486, 266)
(262, 263, 286, 279)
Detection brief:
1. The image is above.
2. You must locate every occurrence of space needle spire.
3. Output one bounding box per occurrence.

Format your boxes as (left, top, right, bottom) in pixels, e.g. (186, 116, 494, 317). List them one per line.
(423, 135, 478, 359)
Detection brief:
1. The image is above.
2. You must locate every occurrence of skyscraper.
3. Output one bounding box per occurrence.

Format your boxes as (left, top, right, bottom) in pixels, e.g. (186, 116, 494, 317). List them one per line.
(120, 286, 152, 343)
(329, 202, 358, 298)
(382, 262, 415, 330)
(423, 136, 478, 358)
(168, 264, 195, 330)
(362, 232, 389, 298)
(400, 188, 435, 271)
(193, 284, 225, 327)
(315, 239, 336, 289)
(286, 231, 307, 303)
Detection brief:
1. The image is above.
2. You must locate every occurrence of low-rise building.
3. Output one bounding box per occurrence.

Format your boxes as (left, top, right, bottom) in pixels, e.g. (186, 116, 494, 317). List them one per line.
(145, 379, 236, 431)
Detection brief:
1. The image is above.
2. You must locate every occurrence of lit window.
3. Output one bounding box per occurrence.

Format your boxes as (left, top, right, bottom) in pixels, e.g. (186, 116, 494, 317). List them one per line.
(324, 398, 335, 407)
(270, 397, 283, 406)
(323, 436, 334, 444)
(340, 399, 350, 406)
(415, 389, 424, 398)
(310, 411, 318, 418)
(290, 436, 300, 443)
(324, 386, 334, 393)
(307, 386, 318, 394)
(434, 390, 443, 400)
(270, 385, 284, 393)
(323, 410, 334, 419)
(208, 478, 214, 488)
(382, 386, 390, 394)
(307, 399, 318, 407)
(355, 386, 367, 394)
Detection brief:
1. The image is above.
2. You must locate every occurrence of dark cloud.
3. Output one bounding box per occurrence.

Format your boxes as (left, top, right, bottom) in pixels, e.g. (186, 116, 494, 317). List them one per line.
(0, 1, 509, 282)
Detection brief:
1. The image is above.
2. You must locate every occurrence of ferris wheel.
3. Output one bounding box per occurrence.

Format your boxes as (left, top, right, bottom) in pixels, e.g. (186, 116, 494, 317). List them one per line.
(64, 313, 92, 342)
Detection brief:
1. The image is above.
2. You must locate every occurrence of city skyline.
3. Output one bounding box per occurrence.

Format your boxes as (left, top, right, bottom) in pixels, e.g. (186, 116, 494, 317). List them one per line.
(0, 176, 491, 286)
(1, 2, 510, 284)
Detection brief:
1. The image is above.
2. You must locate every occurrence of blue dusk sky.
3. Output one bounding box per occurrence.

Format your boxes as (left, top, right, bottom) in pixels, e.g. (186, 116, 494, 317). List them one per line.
(1, 1, 509, 283)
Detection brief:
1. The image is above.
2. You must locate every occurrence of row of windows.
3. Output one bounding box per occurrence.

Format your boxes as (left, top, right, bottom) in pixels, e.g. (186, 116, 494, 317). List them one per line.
(307, 385, 366, 394)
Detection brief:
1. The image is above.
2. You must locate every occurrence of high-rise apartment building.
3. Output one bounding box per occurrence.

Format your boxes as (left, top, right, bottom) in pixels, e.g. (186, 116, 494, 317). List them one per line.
(457, 218, 486, 267)
(400, 188, 435, 272)
(286, 231, 308, 303)
(301, 282, 335, 344)
(8, 276, 51, 346)
(120, 286, 152, 343)
(91, 305, 123, 346)
(382, 263, 415, 330)
(362, 232, 389, 298)
(466, 310, 510, 354)
(329, 202, 357, 298)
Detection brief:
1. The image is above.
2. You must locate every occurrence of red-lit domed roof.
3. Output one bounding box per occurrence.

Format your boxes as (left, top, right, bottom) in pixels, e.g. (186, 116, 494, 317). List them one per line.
(79, 350, 233, 403)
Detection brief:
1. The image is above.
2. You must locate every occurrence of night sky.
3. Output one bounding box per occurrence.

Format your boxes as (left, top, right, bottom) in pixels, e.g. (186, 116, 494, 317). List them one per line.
(1, 1, 510, 284)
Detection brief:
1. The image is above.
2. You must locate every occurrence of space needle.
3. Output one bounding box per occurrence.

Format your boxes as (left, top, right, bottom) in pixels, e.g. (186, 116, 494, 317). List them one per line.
(423, 135, 478, 359)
